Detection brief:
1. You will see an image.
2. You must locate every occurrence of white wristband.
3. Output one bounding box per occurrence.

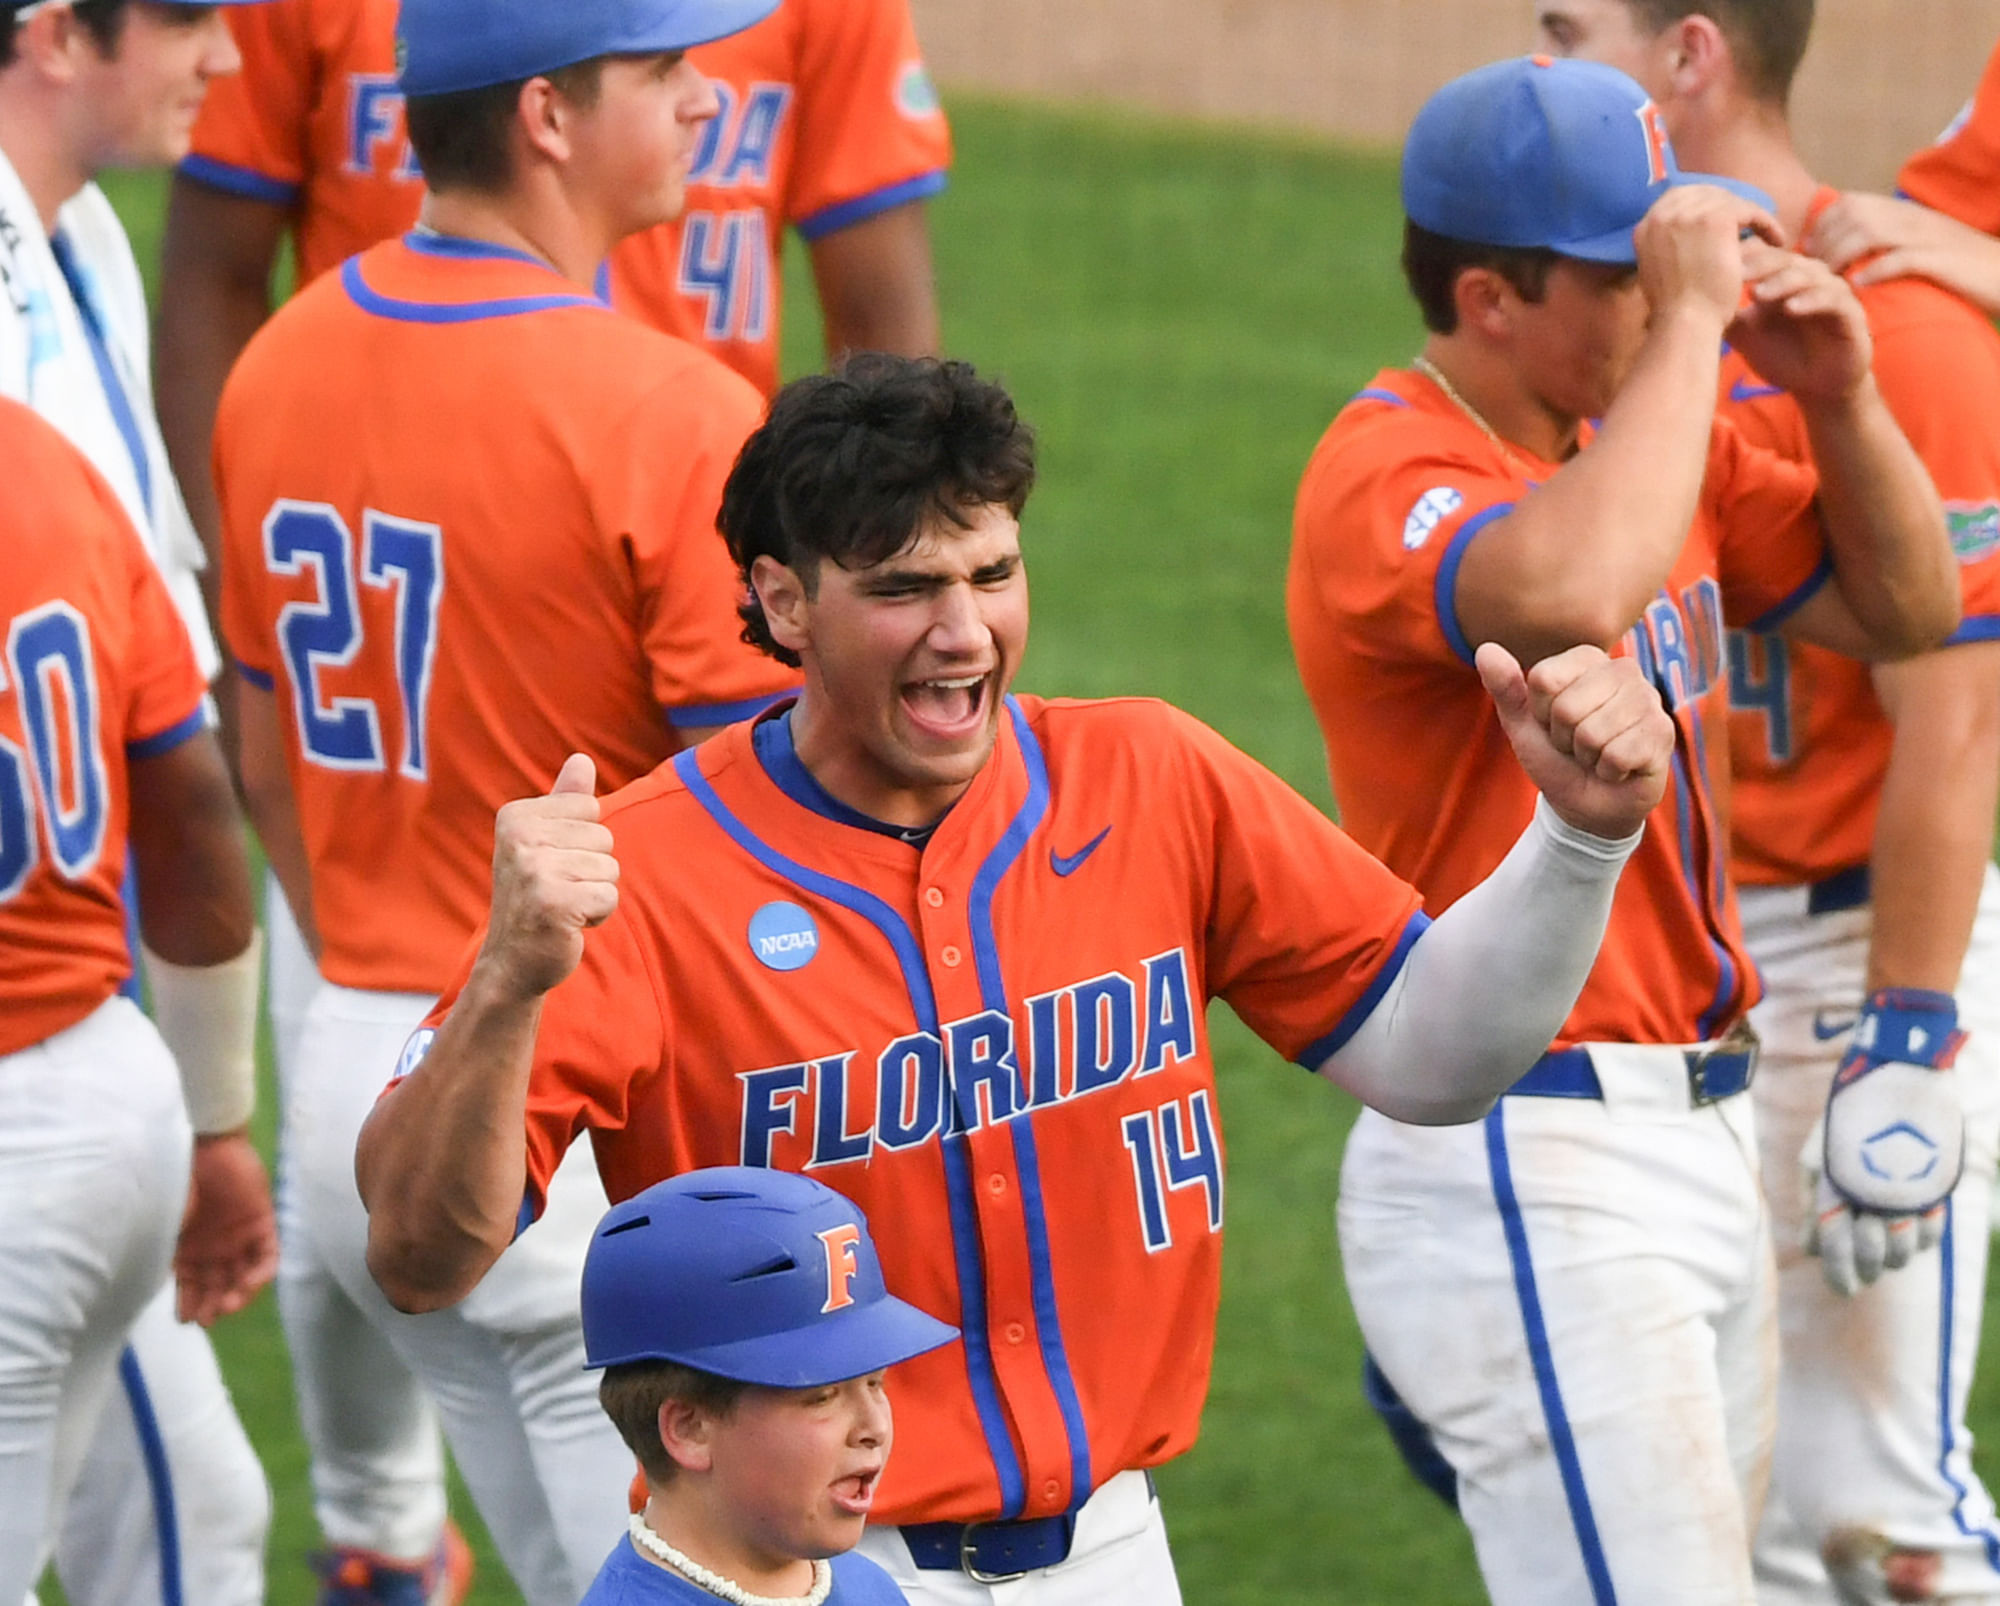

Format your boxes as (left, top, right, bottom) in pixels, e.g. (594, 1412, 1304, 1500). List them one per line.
(141, 932, 262, 1136)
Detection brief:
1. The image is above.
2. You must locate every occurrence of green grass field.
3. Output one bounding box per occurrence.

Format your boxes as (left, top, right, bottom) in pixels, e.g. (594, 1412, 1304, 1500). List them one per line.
(90, 92, 2000, 1605)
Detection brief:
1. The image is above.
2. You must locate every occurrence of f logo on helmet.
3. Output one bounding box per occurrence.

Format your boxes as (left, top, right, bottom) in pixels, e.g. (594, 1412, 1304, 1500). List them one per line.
(817, 1223, 862, 1313)
(1636, 101, 1672, 183)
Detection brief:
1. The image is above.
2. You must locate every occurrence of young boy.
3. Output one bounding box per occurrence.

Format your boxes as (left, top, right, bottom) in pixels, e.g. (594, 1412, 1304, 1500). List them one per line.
(579, 1168, 959, 1604)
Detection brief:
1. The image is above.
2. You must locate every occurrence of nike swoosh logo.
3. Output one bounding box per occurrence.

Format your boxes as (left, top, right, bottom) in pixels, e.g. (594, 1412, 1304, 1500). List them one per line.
(1051, 826, 1113, 878)
(1729, 377, 1784, 403)
(1813, 1011, 1860, 1042)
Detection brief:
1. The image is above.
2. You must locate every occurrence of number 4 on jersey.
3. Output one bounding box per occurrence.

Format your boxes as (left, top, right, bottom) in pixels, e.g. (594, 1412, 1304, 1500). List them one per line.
(264, 502, 443, 779)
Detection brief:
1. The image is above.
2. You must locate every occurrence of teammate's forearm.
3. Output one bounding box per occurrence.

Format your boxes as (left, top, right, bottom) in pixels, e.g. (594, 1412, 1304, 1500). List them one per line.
(809, 205, 942, 365)
(1319, 801, 1639, 1124)
(128, 732, 258, 967)
(357, 961, 543, 1312)
(1864, 647, 2000, 992)
(156, 179, 285, 610)
(1454, 304, 1723, 660)
(1801, 379, 1958, 657)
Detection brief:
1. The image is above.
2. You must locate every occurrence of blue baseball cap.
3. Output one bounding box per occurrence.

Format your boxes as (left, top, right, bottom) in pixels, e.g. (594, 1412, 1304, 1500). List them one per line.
(581, 1168, 959, 1388)
(397, 0, 781, 98)
(1402, 56, 1773, 264)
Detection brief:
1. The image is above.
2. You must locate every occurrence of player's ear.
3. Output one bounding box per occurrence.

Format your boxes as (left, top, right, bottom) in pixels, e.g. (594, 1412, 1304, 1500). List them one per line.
(1665, 13, 1727, 101)
(1454, 267, 1513, 341)
(657, 1398, 716, 1473)
(751, 555, 813, 657)
(515, 75, 574, 168)
(15, 1, 87, 83)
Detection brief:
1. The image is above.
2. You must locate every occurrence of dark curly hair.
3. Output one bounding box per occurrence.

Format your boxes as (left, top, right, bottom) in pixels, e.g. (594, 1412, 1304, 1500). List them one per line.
(717, 354, 1037, 666)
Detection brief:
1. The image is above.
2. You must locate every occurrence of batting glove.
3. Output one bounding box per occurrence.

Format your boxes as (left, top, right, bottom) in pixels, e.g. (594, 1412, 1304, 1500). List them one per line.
(1801, 989, 1966, 1297)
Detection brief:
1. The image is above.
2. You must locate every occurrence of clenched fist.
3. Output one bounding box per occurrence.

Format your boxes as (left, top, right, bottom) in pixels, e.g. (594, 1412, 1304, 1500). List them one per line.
(1479, 643, 1675, 841)
(479, 753, 621, 1002)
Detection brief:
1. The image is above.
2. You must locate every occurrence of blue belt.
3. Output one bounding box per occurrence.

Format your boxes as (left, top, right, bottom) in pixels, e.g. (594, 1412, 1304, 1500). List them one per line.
(901, 1513, 1078, 1580)
(1508, 1044, 1755, 1105)
(1807, 864, 1871, 916)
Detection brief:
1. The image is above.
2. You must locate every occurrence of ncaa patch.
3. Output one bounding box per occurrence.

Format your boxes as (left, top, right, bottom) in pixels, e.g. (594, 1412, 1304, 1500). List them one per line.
(391, 1027, 435, 1084)
(1947, 501, 2000, 565)
(896, 62, 941, 119)
(750, 901, 820, 972)
(1403, 487, 1463, 550)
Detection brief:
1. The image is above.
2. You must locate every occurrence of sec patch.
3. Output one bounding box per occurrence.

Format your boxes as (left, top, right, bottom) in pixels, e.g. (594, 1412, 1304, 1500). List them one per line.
(750, 901, 820, 972)
(1403, 487, 1463, 550)
(1946, 501, 2000, 565)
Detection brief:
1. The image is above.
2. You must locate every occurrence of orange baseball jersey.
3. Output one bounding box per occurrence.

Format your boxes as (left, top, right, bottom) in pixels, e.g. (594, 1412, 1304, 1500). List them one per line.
(0, 397, 209, 1056)
(1721, 192, 2000, 887)
(180, 0, 951, 393)
(1289, 368, 1829, 1048)
(417, 694, 1428, 1525)
(1897, 39, 2000, 233)
(215, 235, 797, 996)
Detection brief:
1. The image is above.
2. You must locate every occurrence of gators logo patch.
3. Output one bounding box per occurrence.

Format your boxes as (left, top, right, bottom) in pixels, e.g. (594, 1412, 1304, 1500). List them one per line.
(1946, 501, 2000, 565)
(896, 62, 941, 119)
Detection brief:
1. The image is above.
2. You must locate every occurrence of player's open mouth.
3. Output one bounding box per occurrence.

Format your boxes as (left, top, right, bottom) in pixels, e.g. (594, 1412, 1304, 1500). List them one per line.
(900, 672, 990, 737)
(830, 1468, 881, 1515)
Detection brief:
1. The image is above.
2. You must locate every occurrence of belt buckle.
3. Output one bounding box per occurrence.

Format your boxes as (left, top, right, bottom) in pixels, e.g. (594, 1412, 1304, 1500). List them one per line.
(959, 1524, 1030, 1585)
(1685, 1022, 1759, 1107)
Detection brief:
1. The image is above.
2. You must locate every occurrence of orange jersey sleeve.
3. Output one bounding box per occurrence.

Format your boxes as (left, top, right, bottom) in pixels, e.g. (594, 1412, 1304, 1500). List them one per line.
(608, 0, 951, 394)
(1702, 414, 1829, 631)
(1723, 274, 2000, 884)
(215, 239, 795, 994)
(182, 0, 422, 287)
(1898, 39, 2000, 234)
(421, 695, 1423, 1527)
(0, 399, 208, 1055)
(1291, 368, 1815, 1046)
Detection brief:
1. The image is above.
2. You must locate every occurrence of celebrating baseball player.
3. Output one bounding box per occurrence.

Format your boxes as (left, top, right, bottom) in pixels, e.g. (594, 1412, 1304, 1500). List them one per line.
(577, 1169, 958, 1604)
(0, 396, 260, 1604)
(358, 350, 1677, 1604)
(1805, 35, 2000, 323)
(0, 2, 278, 1600)
(211, 0, 806, 1597)
(1540, 1, 2000, 1599)
(158, 7, 947, 1583)
(1288, 55, 1959, 1606)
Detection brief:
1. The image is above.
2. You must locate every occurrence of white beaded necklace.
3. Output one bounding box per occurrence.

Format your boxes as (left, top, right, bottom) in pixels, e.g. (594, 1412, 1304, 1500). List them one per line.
(627, 1515, 834, 1606)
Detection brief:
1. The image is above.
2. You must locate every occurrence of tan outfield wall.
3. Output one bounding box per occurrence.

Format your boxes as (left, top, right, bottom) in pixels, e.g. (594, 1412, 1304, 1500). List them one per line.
(910, 0, 2000, 191)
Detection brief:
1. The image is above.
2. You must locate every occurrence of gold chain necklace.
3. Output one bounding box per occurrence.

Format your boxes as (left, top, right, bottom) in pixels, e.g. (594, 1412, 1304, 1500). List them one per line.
(1411, 354, 1521, 460)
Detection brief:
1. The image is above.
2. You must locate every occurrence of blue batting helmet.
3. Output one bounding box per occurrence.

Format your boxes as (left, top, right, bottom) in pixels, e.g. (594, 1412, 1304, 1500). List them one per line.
(581, 1168, 959, 1388)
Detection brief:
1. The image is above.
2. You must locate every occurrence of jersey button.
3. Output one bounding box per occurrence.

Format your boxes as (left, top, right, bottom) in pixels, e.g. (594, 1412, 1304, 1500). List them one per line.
(1004, 1322, 1027, 1345)
(924, 887, 945, 908)
(986, 1173, 1007, 1197)
(941, 945, 963, 968)
(1042, 1480, 1061, 1503)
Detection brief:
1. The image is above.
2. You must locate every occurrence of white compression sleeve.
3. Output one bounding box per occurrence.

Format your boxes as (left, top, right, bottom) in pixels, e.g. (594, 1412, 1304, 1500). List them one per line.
(1319, 799, 1640, 1126)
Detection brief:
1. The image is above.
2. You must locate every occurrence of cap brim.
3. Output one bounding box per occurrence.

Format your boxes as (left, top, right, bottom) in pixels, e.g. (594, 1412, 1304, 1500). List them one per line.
(596, 1295, 961, 1387)
(645, 0, 780, 52)
(1553, 173, 1777, 264)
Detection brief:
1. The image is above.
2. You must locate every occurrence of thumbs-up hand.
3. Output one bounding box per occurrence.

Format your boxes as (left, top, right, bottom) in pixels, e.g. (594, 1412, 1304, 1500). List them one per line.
(1479, 642, 1674, 843)
(480, 753, 621, 1000)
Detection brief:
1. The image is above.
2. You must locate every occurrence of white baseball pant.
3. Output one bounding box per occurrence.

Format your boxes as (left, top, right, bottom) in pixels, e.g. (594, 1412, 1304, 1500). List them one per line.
(291, 983, 630, 1606)
(1743, 866, 2000, 1606)
(53, 1288, 269, 1606)
(266, 890, 453, 1563)
(1341, 1068, 1777, 1606)
(0, 998, 189, 1604)
(857, 1470, 1181, 1606)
